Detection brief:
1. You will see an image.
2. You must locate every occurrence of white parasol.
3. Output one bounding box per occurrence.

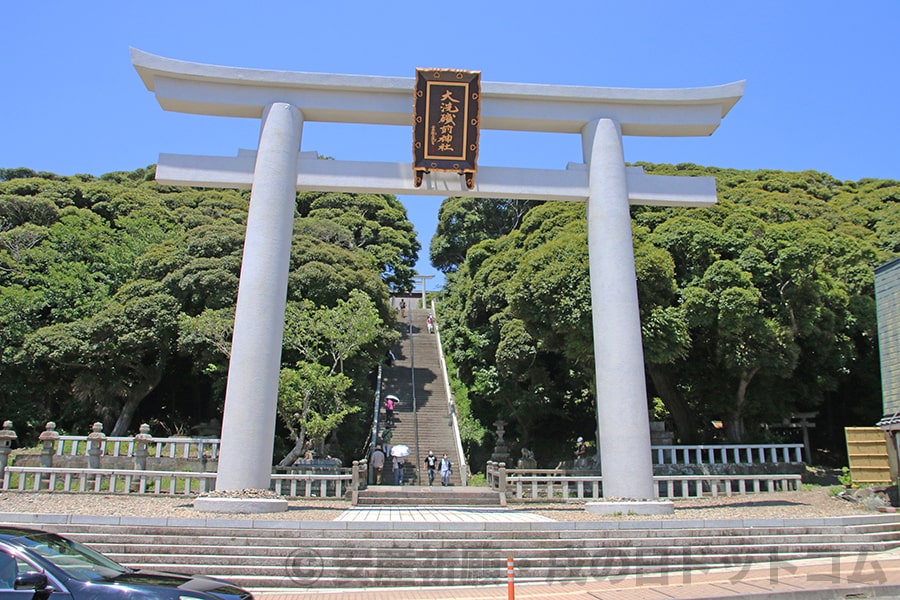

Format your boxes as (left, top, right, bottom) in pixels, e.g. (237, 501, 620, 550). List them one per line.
(390, 444, 410, 457)
(385, 395, 399, 402)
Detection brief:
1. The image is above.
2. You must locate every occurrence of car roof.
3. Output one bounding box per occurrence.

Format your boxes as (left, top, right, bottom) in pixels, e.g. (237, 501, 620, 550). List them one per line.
(0, 526, 53, 541)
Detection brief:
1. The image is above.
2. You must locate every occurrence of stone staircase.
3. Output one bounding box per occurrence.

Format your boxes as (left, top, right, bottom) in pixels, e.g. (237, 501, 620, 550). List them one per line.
(7, 515, 900, 589)
(380, 302, 463, 488)
(356, 486, 502, 506)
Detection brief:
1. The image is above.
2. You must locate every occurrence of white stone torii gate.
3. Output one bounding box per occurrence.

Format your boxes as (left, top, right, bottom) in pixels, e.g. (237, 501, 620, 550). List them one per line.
(132, 49, 743, 508)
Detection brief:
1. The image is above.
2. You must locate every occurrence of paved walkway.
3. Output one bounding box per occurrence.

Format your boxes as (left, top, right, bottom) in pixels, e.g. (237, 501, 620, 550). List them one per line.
(255, 547, 900, 599)
(334, 507, 554, 523)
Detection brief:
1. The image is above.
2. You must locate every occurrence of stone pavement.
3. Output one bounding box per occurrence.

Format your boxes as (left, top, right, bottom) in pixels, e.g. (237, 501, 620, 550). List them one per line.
(254, 506, 900, 600)
(334, 506, 554, 523)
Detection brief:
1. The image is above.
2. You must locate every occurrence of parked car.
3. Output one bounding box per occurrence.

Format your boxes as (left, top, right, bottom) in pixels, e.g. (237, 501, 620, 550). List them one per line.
(0, 526, 253, 599)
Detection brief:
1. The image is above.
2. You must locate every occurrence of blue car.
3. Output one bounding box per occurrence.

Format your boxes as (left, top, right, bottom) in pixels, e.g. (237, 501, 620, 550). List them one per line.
(0, 526, 253, 599)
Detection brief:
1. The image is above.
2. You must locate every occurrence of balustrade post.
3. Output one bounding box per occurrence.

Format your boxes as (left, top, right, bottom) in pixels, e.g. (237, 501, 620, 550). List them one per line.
(36, 422, 60, 491)
(38, 422, 59, 468)
(498, 462, 507, 494)
(87, 422, 106, 472)
(133, 424, 152, 471)
(0, 421, 17, 484)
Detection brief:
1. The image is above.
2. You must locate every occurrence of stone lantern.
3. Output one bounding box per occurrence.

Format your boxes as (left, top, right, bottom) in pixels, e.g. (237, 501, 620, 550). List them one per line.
(87, 422, 106, 469)
(133, 423, 152, 471)
(38, 422, 59, 468)
(490, 419, 511, 464)
(0, 421, 17, 480)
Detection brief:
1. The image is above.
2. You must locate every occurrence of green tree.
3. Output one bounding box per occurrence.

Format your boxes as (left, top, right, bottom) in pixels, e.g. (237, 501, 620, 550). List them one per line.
(430, 197, 540, 273)
(298, 192, 420, 292)
(278, 289, 386, 465)
(17, 280, 179, 435)
(0, 169, 416, 457)
(438, 164, 891, 461)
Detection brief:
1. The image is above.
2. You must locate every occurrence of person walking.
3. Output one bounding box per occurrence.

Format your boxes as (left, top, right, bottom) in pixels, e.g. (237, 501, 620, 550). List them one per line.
(384, 395, 395, 426)
(439, 453, 452, 486)
(424, 450, 437, 487)
(426, 314, 435, 333)
(574, 436, 587, 468)
(393, 454, 404, 485)
(371, 445, 386, 485)
(399, 299, 406, 318)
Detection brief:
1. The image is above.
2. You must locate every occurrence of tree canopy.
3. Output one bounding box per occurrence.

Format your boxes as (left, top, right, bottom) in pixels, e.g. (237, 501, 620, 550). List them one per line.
(4, 162, 897, 468)
(436, 165, 899, 464)
(0, 168, 416, 462)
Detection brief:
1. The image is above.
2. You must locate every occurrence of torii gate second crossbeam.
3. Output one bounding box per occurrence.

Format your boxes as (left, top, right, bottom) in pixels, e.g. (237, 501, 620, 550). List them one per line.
(132, 48, 743, 513)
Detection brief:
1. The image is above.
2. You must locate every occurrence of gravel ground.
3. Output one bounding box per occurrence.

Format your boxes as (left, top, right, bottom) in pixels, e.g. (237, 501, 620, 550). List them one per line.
(0, 487, 875, 522)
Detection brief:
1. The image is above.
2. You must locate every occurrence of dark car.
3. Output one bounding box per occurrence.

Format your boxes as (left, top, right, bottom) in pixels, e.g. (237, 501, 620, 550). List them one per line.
(0, 526, 253, 599)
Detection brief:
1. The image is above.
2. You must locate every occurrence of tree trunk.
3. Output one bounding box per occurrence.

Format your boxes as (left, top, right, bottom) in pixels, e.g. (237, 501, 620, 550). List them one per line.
(724, 367, 759, 442)
(278, 393, 312, 467)
(110, 372, 162, 436)
(646, 362, 698, 443)
(278, 433, 307, 467)
(111, 396, 141, 437)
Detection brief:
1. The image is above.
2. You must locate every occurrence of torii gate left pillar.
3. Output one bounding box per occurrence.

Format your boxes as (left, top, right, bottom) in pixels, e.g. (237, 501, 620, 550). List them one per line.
(132, 48, 743, 512)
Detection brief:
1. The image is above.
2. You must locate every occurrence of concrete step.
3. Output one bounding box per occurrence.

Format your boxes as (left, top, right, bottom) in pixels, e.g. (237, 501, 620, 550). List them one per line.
(102, 540, 893, 565)
(9, 516, 900, 589)
(356, 486, 501, 506)
(66, 529, 892, 548)
(93, 548, 892, 589)
(380, 305, 464, 487)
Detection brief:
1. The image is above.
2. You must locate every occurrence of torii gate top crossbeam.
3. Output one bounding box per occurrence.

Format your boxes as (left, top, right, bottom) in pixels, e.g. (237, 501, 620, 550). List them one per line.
(132, 49, 744, 137)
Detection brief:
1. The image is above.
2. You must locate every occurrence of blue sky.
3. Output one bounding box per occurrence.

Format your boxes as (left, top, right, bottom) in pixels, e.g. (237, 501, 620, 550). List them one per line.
(2, 2, 898, 290)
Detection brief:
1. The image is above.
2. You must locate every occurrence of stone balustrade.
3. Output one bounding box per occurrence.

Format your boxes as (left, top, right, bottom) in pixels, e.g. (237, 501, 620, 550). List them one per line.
(487, 459, 803, 501)
(0, 421, 368, 498)
(4, 421, 220, 471)
(652, 443, 805, 465)
(2, 466, 356, 498)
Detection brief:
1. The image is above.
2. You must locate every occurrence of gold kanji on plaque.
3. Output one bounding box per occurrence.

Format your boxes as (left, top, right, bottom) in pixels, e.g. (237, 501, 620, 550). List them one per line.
(413, 68, 481, 189)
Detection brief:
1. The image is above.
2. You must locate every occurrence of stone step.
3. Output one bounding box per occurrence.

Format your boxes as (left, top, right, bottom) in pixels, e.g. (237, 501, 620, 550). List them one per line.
(101, 539, 893, 564)
(380, 306, 464, 487)
(356, 486, 501, 506)
(59, 526, 900, 547)
(51, 519, 898, 540)
(9, 515, 900, 589)
(95, 548, 885, 588)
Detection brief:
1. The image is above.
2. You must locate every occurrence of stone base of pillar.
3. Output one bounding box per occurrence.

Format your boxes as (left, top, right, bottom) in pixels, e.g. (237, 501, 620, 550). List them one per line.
(193, 497, 288, 514)
(584, 499, 674, 516)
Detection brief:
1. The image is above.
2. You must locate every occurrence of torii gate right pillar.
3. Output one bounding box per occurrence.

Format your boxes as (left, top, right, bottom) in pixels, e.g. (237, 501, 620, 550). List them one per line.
(583, 118, 656, 500)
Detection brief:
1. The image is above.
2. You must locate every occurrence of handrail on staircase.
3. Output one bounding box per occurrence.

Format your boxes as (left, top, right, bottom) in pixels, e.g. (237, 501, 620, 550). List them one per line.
(367, 364, 384, 485)
(431, 299, 469, 486)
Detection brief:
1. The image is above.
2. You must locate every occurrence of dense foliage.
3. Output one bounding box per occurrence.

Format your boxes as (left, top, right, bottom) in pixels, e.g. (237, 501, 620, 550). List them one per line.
(434, 165, 900, 465)
(0, 167, 419, 464)
(5, 163, 898, 469)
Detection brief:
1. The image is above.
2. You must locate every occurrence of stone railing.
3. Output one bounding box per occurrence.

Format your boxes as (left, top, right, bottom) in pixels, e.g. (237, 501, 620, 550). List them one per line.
(2, 464, 361, 499)
(652, 443, 804, 465)
(3, 466, 217, 495)
(52, 435, 220, 460)
(0, 421, 220, 475)
(486, 462, 802, 500)
(0, 421, 370, 499)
